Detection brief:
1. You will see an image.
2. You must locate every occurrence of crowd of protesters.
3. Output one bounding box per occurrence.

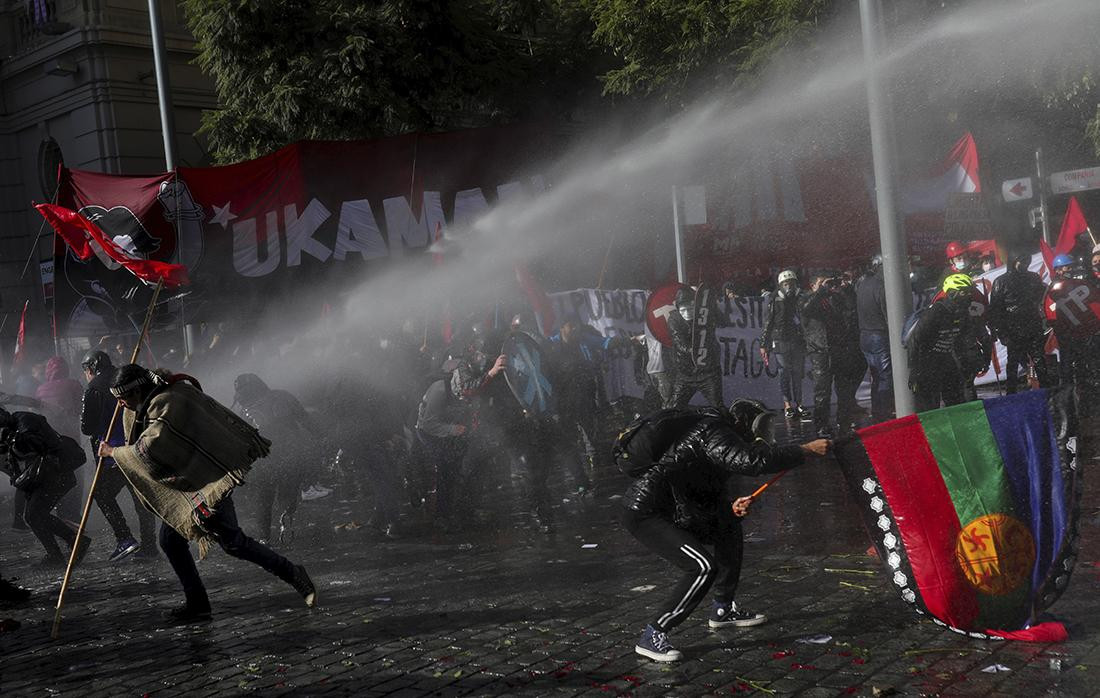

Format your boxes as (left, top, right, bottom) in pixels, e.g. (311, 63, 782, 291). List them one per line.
(1, 241, 1098, 652)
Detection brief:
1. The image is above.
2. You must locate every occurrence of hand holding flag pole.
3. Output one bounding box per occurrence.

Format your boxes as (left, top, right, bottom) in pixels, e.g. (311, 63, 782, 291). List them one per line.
(51, 277, 165, 640)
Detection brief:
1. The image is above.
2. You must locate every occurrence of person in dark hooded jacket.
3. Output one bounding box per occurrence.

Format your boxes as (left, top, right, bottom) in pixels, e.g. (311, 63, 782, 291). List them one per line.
(0, 407, 90, 568)
(81, 350, 156, 561)
(622, 401, 830, 662)
(666, 285, 728, 408)
(988, 253, 1050, 393)
(233, 374, 315, 543)
(760, 270, 810, 420)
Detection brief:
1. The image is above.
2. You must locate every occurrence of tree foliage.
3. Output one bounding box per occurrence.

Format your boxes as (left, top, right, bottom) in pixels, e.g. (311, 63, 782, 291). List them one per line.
(183, 0, 600, 163)
(584, 0, 833, 106)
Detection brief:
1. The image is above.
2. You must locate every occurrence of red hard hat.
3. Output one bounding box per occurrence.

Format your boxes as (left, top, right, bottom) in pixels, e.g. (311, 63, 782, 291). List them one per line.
(945, 241, 965, 259)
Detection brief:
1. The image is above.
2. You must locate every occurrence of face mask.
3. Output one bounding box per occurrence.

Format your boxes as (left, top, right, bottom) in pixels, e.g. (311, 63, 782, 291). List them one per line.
(952, 258, 967, 271)
(678, 306, 692, 322)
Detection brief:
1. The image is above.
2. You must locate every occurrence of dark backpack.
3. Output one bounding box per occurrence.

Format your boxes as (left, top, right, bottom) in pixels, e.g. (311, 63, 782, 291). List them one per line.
(612, 407, 702, 478)
(59, 435, 87, 470)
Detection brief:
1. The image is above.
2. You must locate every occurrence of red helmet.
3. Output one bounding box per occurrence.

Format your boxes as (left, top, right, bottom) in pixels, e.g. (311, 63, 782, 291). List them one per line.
(945, 241, 965, 259)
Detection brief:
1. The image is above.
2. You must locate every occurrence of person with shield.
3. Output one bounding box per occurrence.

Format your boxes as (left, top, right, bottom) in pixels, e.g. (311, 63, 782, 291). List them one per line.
(616, 399, 830, 662)
(1044, 254, 1100, 414)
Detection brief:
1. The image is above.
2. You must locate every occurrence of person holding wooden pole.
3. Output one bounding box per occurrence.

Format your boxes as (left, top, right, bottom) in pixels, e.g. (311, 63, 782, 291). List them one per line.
(97, 363, 317, 623)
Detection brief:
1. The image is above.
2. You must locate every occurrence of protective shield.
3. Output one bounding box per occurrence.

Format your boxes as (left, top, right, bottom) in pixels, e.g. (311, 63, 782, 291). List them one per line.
(502, 331, 556, 415)
(645, 282, 690, 347)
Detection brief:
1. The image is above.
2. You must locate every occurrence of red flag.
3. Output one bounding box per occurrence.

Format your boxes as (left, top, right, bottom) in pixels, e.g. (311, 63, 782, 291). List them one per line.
(514, 262, 557, 336)
(12, 300, 28, 368)
(1055, 196, 1088, 257)
(36, 203, 189, 287)
(1040, 237, 1055, 278)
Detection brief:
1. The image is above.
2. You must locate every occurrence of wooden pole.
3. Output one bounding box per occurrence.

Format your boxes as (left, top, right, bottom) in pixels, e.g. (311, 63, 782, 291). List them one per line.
(51, 278, 165, 640)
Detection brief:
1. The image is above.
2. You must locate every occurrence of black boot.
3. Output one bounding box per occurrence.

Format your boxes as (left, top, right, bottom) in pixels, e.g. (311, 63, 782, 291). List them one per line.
(165, 600, 212, 624)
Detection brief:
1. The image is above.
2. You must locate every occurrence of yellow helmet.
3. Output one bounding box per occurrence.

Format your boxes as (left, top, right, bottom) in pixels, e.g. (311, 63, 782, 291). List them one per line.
(942, 273, 973, 293)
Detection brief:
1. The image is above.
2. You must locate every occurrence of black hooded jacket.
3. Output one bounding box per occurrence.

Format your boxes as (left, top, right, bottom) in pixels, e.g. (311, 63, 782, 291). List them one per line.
(80, 370, 118, 447)
(761, 289, 804, 351)
(623, 408, 805, 540)
(988, 266, 1046, 341)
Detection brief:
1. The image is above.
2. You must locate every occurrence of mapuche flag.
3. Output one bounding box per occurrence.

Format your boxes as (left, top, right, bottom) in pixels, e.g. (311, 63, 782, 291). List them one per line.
(35, 203, 189, 287)
(835, 390, 1078, 640)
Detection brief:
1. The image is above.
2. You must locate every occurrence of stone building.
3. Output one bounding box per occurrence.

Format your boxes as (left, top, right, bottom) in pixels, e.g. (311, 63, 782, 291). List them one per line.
(0, 0, 214, 360)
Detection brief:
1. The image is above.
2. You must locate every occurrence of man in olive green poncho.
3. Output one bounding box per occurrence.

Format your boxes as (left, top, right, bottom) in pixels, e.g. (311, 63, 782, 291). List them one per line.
(98, 364, 316, 624)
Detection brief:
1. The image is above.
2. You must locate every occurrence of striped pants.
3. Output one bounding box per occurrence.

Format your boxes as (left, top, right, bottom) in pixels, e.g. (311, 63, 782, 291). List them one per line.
(623, 509, 743, 632)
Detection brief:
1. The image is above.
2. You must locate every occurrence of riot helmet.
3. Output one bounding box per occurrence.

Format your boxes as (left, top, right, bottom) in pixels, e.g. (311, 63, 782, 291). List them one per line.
(81, 349, 113, 376)
(729, 398, 776, 444)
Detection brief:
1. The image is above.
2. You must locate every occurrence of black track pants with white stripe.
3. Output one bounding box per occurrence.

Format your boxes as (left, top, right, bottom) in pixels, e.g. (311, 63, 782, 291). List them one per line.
(623, 509, 743, 632)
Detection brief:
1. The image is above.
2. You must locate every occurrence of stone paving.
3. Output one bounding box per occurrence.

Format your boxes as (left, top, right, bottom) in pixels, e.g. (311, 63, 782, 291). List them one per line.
(1, 447, 1098, 697)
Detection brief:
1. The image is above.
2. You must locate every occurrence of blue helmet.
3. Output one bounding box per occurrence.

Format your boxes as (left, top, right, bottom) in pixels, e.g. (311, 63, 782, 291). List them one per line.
(1052, 254, 1076, 269)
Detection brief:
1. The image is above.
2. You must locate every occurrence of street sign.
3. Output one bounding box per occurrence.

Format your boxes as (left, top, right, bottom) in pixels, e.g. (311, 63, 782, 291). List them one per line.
(1050, 167, 1100, 195)
(1001, 177, 1033, 202)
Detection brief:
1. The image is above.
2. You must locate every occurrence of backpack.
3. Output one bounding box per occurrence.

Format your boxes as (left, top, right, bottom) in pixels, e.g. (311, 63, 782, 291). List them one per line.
(59, 435, 87, 470)
(611, 407, 702, 478)
(901, 304, 930, 350)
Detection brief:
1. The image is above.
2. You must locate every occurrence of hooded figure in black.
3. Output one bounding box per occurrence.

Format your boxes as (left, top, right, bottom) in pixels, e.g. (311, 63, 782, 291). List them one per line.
(988, 253, 1050, 393)
(621, 400, 830, 662)
(800, 272, 867, 436)
(908, 274, 993, 410)
(0, 407, 89, 568)
(666, 285, 727, 409)
(761, 270, 809, 420)
(81, 349, 156, 561)
(233, 374, 315, 543)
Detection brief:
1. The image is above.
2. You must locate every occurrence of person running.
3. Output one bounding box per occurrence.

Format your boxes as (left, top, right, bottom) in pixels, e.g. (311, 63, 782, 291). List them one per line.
(99, 364, 315, 624)
(617, 399, 830, 662)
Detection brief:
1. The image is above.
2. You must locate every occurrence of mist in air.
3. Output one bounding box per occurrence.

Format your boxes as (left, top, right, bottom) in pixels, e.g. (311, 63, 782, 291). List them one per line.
(199, 0, 1100, 404)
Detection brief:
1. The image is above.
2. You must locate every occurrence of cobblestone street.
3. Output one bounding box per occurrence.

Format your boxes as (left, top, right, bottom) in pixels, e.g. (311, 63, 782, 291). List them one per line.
(2, 455, 1098, 697)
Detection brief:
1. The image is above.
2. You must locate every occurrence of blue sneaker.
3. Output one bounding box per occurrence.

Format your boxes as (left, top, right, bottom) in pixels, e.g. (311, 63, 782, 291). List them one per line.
(634, 624, 683, 662)
(109, 537, 140, 563)
(708, 600, 766, 629)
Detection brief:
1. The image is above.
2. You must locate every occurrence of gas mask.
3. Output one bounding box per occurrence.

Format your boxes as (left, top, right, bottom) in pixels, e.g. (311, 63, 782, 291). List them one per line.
(729, 399, 776, 444)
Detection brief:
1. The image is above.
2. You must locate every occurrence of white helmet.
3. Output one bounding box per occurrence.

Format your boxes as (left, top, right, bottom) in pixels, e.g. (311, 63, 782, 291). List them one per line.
(777, 269, 798, 285)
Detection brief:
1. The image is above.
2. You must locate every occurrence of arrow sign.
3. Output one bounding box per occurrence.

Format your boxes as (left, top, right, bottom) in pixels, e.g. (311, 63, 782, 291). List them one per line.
(1002, 177, 1033, 202)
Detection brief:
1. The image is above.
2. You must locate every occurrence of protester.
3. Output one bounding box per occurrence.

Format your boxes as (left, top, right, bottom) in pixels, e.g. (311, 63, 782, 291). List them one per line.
(233, 373, 316, 543)
(617, 399, 830, 662)
(635, 327, 673, 412)
(760, 270, 810, 420)
(800, 271, 867, 437)
(666, 286, 728, 408)
(100, 364, 315, 623)
(0, 407, 90, 568)
(549, 320, 613, 493)
(81, 350, 156, 561)
(907, 274, 992, 410)
(415, 361, 475, 524)
(856, 255, 894, 422)
(988, 253, 1050, 394)
(1044, 254, 1100, 415)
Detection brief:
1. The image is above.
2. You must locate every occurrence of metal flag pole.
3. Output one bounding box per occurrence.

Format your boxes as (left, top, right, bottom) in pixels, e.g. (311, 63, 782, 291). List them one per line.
(671, 186, 687, 284)
(1035, 148, 1053, 246)
(859, 0, 915, 418)
(51, 278, 165, 640)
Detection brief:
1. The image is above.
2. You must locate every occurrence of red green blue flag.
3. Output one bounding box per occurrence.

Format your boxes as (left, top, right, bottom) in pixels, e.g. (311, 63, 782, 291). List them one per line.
(836, 389, 1079, 640)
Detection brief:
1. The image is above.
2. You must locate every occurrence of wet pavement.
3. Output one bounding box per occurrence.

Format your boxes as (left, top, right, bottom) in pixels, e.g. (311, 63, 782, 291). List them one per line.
(1, 420, 1099, 697)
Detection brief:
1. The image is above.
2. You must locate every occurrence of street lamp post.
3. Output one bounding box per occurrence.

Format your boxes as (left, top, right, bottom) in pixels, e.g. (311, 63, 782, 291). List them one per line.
(859, 0, 916, 417)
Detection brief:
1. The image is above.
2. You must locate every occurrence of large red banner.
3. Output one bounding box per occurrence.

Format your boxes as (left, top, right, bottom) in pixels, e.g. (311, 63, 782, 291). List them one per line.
(53, 125, 552, 337)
